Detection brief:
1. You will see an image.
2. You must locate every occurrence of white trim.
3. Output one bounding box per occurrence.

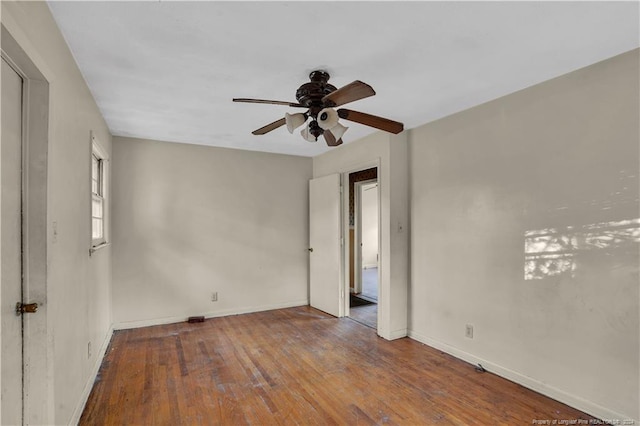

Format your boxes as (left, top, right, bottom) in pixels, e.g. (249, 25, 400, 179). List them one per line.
(407, 330, 637, 424)
(68, 325, 114, 426)
(338, 160, 383, 333)
(0, 11, 55, 82)
(113, 300, 310, 330)
(90, 132, 109, 249)
(91, 132, 108, 159)
(89, 242, 110, 256)
(388, 328, 408, 340)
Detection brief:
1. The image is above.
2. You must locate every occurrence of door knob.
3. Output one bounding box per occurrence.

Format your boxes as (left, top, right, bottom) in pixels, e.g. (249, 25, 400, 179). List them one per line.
(16, 302, 38, 315)
(308, 248, 313, 252)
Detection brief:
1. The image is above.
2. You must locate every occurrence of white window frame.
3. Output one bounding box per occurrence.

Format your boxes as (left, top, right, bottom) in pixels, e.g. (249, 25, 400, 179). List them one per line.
(90, 133, 109, 251)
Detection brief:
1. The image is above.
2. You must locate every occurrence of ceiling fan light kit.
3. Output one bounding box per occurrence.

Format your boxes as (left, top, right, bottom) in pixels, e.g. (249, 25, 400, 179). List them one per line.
(285, 112, 307, 134)
(300, 125, 316, 143)
(233, 70, 404, 147)
(329, 122, 348, 141)
(317, 107, 339, 130)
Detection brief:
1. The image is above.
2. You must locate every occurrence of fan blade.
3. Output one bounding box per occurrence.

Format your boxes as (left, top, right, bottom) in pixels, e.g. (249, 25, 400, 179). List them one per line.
(233, 98, 305, 108)
(322, 81, 375, 107)
(337, 109, 404, 134)
(252, 118, 286, 135)
(323, 130, 343, 147)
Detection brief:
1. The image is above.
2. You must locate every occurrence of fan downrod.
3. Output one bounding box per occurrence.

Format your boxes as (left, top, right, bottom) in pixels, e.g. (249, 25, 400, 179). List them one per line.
(308, 70, 330, 83)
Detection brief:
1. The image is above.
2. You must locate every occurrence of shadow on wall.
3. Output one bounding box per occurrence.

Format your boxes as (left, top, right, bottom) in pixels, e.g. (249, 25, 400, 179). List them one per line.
(524, 169, 639, 281)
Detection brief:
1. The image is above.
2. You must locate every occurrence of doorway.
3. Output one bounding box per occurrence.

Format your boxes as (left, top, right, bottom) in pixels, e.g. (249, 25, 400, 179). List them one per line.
(1, 25, 51, 425)
(357, 181, 379, 302)
(347, 168, 379, 330)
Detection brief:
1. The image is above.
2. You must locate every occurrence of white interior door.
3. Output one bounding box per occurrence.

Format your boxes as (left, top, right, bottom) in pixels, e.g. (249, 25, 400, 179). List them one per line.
(360, 182, 379, 302)
(354, 179, 378, 295)
(1, 57, 25, 426)
(309, 173, 342, 317)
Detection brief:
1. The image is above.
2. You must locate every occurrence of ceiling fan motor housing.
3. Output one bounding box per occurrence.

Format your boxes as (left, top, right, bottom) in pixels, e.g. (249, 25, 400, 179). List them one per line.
(295, 71, 337, 117)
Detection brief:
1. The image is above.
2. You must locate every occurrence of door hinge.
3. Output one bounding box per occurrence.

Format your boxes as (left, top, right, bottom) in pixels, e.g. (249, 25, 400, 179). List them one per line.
(340, 237, 344, 246)
(16, 302, 38, 316)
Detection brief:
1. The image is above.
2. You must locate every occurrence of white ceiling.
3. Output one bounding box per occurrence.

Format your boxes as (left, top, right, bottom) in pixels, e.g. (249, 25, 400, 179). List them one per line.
(47, 1, 639, 157)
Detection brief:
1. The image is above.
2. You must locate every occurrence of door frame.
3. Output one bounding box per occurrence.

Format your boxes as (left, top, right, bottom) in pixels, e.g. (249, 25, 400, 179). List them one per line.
(341, 160, 381, 331)
(353, 178, 379, 296)
(1, 24, 51, 425)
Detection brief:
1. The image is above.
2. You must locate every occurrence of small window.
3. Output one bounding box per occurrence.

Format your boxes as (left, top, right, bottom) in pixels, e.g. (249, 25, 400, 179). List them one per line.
(91, 136, 107, 248)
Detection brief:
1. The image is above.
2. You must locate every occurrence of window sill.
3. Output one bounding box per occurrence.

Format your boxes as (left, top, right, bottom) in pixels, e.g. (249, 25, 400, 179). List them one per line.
(89, 242, 110, 256)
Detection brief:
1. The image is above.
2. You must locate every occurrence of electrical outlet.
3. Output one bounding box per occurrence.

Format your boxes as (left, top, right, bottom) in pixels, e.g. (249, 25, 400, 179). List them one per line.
(465, 324, 474, 339)
(87, 341, 92, 359)
(211, 292, 218, 302)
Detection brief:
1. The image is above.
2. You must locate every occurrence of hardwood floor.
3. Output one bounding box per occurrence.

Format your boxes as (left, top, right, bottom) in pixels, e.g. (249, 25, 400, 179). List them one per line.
(81, 306, 592, 425)
(349, 304, 377, 329)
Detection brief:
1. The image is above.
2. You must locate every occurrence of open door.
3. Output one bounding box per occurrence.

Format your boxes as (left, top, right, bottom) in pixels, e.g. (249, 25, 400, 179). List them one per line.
(309, 173, 342, 317)
(1, 57, 25, 426)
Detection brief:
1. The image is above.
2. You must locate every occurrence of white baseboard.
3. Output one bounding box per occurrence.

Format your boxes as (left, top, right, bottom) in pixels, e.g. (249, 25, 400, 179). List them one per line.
(113, 299, 310, 330)
(69, 325, 114, 426)
(377, 327, 407, 341)
(388, 328, 408, 340)
(407, 330, 637, 424)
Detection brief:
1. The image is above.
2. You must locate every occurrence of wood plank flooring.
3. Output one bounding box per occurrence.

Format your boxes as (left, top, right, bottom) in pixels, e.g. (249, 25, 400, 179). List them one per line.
(349, 304, 377, 329)
(81, 306, 593, 425)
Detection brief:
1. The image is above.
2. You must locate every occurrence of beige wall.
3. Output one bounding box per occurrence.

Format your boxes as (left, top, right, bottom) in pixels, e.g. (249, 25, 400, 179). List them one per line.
(408, 49, 639, 421)
(1, 2, 113, 424)
(111, 137, 312, 327)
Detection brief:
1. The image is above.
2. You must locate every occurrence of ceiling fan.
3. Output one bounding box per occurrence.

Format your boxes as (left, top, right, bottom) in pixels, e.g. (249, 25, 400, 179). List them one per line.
(233, 70, 404, 147)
